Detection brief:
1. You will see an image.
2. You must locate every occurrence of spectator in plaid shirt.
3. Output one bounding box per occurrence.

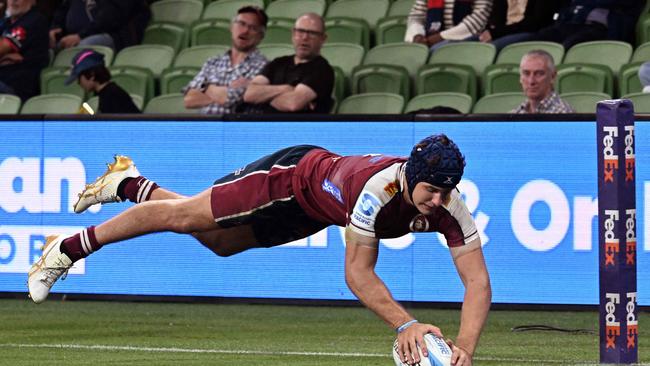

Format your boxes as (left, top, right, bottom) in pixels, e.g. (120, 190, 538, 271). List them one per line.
(511, 49, 574, 114)
(183, 6, 268, 115)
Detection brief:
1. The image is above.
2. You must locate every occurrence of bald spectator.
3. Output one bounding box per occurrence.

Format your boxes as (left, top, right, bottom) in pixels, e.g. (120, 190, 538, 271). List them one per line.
(511, 50, 574, 114)
(244, 13, 334, 113)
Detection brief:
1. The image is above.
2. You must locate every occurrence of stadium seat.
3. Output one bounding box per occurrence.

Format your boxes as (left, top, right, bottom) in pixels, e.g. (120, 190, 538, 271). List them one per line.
(331, 65, 347, 107)
(375, 16, 407, 45)
(555, 63, 613, 96)
(142, 22, 189, 53)
(109, 66, 155, 103)
(483, 63, 520, 95)
(495, 41, 564, 65)
(190, 19, 232, 46)
(202, 0, 265, 20)
(0, 94, 21, 114)
(20, 94, 82, 114)
(337, 92, 404, 113)
(324, 17, 370, 50)
(160, 66, 201, 94)
(39, 67, 86, 98)
(622, 92, 650, 113)
(387, 0, 413, 17)
(113, 45, 175, 78)
(325, 0, 390, 31)
(351, 64, 410, 99)
(416, 63, 477, 102)
(265, 0, 327, 19)
(86, 94, 144, 113)
(151, 0, 204, 25)
(618, 62, 644, 96)
(261, 18, 294, 44)
(564, 41, 632, 74)
(174, 45, 229, 68)
(363, 43, 428, 78)
(637, 13, 650, 46)
(405, 92, 472, 113)
(321, 43, 365, 78)
(631, 42, 650, 63)
(144, 93, 197, 114)
(559, 92, 611, 113)
(429, 42, 496, 77)
(52, 45, 114, 67)
(472, 92, 524, 113)
(257, 43, 294, 60)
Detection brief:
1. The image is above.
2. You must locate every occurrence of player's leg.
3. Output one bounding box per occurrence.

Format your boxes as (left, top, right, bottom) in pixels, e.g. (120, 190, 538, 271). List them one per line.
(193, 226, 260, 257)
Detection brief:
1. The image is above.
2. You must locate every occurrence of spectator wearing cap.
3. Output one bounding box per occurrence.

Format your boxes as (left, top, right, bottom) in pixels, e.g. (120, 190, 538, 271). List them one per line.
(66, 48, 140, 113)
(0, 0, 49, 101)
(183, 6, 268, 114)
(49, 0, 150, 51)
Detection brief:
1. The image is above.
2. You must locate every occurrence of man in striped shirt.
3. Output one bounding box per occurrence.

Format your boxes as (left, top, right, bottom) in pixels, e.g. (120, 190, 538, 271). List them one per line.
(404, 0, 492, 51)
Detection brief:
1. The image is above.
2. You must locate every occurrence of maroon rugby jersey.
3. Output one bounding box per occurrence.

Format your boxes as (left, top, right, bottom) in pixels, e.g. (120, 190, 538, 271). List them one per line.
(292, 149, 479, 247)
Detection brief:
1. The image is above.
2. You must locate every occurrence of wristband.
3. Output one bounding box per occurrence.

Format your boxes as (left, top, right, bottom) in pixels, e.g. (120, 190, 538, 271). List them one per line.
(396, 319, 418, 333)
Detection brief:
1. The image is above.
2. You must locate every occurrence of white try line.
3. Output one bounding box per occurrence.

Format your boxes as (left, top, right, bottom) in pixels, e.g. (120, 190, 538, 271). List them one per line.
(0, 343, 648, 365)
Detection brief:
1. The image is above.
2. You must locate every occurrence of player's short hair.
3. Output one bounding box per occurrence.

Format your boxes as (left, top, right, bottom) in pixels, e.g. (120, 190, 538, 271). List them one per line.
(405, 134, 465, 198)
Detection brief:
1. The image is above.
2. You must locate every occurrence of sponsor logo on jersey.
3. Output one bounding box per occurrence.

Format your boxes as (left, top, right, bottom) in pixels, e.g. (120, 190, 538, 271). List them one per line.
(322, 179, 343, 203)
(409, 214, 429, 232)
(357, 192, 380, 216)
(383, 180, 399, 197)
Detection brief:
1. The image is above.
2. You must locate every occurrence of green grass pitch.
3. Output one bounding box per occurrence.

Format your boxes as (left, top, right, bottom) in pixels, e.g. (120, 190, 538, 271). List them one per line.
(0, 298, 648, 365)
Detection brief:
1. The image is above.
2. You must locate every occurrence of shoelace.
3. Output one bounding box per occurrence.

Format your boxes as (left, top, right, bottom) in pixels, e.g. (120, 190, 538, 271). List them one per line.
(41, 258, 70, 287)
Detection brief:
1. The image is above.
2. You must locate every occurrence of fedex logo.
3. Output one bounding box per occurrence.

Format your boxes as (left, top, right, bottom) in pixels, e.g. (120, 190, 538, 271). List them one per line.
(603, 126, 618, 183)
(605, 292, 621, 349)
(624, 125, 634, 182)
(604, 210, 619, 267)
(626, 292, 638, 349)
(625, 209, 636, 265)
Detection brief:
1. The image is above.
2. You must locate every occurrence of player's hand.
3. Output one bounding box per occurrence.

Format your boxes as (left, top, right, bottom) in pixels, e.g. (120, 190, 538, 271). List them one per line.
(446, 339, 473, 366)
(396, 322, 442, 365)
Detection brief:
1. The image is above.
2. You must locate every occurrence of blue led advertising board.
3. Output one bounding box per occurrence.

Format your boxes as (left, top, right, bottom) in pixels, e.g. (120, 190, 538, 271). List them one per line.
(1, 119, 649, 305)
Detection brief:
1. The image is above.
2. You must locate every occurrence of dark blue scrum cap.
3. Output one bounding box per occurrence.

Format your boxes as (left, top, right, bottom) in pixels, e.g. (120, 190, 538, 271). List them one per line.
(405, 134, 465, 198)
(64, 49, 105, 85)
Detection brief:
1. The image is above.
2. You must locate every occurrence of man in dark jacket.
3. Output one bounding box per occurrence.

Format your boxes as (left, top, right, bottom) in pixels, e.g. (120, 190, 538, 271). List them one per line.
(49, 0, 150, 51)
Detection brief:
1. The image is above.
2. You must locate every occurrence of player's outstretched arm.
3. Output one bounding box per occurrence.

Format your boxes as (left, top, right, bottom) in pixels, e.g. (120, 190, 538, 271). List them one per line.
(450, 239, 491, 365)
(344, 227, 441, 365)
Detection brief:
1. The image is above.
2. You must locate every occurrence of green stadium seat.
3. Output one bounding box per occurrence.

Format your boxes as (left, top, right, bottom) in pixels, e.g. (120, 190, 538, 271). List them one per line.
(261, 18, 294, 44)
(631, 42, 650, 63)
(619, 62, 644, 96)
(555, 63, 614, 96)
(257, 43, 294, 60)
(363, 42, 428, 78)
(483, 63, 520, 95)
(429, 42, 496, 77)
(331, 65, 347, 106)
(109, 66, 155, 104)
(144, 93, 197, 114)
(337, 92, 404, 113)
(325, 17, 370, 50)
(559, 92, 611, 113)
(39, 67, 86, 98)
(113, 45, 175, 78)
(637, 13, 650, 46)
(161, 66, 201, 94)
(151, 0, 204, 25)
(190, 19, 232, 46)
(265, 0, 327, 19)
(472, 92, 524, 113)
(375, 16, 407, 45)
(0, 94, 21, 114)
(351, 64, 410, 99)
(622, 92, 650, 113)
(564, 41, 632, 74)
(202, 0, 265, 20)
(321, 43, 365, 78)
(174, 45, 229, 67)
(496, 41, 564, 65)
(325, 0, 390, 31)
(20, 94, 82, 114)
(142, 22, 189, 53)
(405, 92, 472, 113)
(416, 63, 477, 101)
(86, 94, 144, 113)
(387, 0, 413, 17)
(52, 45, 114, 67)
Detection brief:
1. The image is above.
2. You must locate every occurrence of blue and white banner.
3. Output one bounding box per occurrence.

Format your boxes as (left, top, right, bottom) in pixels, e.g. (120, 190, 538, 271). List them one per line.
(1, 120, 649, 305)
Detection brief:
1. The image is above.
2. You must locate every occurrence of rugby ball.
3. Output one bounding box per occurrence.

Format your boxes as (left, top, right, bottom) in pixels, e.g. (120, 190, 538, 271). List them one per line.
(392, 333, 452, 366)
